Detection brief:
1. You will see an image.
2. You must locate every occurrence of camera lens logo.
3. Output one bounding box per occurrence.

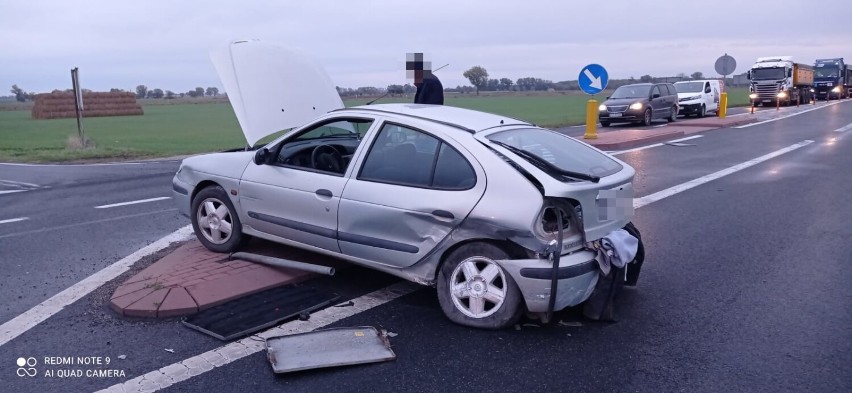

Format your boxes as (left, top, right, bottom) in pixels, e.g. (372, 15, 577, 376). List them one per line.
(16, 357, 37, 377)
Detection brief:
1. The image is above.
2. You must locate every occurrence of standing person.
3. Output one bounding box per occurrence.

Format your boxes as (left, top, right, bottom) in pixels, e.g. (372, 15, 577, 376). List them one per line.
(407, 52, 444, 105)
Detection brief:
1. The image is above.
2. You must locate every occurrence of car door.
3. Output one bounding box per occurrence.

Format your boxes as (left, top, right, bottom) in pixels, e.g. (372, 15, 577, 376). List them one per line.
(239, 117, 378, 253)
(337, 121, 486, 268)
(708, 81, 720, 111)
(650, 85, 665, 118)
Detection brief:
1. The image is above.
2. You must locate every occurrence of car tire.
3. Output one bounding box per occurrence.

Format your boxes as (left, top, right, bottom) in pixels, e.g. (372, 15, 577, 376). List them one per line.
(641, 108, 652, 126)
(698, 105, 706, 118)
(667, 106, 677, 122)
(600, 121, 610, 127)
(436, 243, 524, 329)
(191, 185, 246, 253)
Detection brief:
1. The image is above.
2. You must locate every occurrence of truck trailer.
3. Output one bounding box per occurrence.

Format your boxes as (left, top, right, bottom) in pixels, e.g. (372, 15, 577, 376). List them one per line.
(748, 56, 814, 106)
(813, 58, 851, 100)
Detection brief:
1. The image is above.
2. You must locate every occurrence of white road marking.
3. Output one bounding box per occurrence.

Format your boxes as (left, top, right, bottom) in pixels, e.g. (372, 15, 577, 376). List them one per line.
(97, 282, 419, 393)
(0, 225, 194, 347)
(634, 140, 814, 209)
(0, 208, 179, 240)
(734, 101, 843, 129)
(652, 124, 668, 128)
(0, 190, 27, 195)
(0, 217, 28, 225)
(834, 123, 852, 133)
(610, 135, 704, 156)
(0, 179, 41, 188)
(95, 197, 172, 209)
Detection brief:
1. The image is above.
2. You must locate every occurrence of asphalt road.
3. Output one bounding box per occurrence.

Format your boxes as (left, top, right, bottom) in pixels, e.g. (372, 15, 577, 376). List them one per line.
(1, 101, 851, 392)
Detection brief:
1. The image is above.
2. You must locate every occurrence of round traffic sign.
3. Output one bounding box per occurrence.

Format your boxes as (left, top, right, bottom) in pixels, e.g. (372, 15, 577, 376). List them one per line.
(715, 54, 737, 76)
(578, 64, 608, 95)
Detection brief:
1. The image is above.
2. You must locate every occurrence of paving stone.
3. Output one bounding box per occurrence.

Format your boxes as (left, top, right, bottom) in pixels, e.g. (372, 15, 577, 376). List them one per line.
(111, 277, 160, 300)
(110, 287, 157, 315)
(123, 288, 171, 318)
(157, 287, 199, 318)
(186, 266, 312, 310)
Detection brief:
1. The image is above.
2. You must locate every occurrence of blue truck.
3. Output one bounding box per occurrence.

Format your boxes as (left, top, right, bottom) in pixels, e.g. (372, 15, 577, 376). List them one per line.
(813, 58, 851, 100)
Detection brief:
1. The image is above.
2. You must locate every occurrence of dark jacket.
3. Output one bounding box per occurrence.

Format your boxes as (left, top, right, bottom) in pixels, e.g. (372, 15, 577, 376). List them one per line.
(414, 74, 444, 105)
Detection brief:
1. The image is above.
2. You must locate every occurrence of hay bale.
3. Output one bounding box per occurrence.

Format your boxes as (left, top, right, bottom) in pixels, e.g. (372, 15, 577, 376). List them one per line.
(32, 90, 145, 119)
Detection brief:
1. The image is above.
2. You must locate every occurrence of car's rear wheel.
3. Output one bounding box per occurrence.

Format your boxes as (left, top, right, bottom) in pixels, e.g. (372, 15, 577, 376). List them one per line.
(641, 108, 652, 126)
(437, 243, 523, 329)
(667, 106, 677, 122)
(191, 185, 246, 253)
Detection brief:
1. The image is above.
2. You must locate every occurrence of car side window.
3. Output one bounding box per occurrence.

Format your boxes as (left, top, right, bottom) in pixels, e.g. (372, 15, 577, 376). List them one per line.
(273, 118, 373, 175)
(651, 86, 661, 97)
(704, 82, 711, 93)
(359, 123, 475, 190)
(665, 84, 675, 95)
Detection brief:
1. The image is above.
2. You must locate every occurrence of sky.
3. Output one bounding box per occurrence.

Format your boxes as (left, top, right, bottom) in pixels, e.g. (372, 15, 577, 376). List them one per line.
(2, 0, 850, 94)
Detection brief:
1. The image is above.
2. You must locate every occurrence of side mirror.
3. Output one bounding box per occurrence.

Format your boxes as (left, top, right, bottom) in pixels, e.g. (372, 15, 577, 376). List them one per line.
(746, 71, 751, 79)
(652, 93, 661, 99)
(705, 87, 711, 93)
(254, 148, 270, 165)
(605, 96, 610, 99)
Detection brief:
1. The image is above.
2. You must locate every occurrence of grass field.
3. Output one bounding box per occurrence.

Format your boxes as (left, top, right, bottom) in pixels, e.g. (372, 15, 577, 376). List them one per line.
(0, 88, 749, 162)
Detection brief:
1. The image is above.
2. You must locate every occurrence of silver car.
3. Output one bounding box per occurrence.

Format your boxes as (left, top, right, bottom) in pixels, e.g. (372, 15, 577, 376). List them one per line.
(172, 40, 638, 329)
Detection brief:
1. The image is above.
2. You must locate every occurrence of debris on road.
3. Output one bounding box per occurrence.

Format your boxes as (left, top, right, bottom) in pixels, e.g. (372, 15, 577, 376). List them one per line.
(522, 323, 541, 328)
(558, 321, 583, 327)
(182, 285, 339, 341)
(117, 355, 127, 360)
(266, 326, 396, 374)
(663, 142, 696, 147)
(334, 301, 355, 308)
(164, 349, 174, 353)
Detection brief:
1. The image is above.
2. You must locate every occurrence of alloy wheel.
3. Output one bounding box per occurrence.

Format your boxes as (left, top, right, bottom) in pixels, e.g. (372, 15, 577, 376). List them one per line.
(195, 197, 233, 245)
(449, 256, 507, 319)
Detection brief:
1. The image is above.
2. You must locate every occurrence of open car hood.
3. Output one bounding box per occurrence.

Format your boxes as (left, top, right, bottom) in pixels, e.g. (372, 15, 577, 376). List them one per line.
(210, 40, 344, 146)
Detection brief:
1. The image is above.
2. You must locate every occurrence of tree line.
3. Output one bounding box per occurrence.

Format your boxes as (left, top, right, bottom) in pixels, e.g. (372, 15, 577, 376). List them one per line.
(7, 84, 222, 102)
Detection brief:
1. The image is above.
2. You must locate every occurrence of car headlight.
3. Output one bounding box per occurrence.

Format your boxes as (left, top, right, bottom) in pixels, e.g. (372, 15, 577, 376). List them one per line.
(749, 93, 757, 99)
(832, 86, 841, 93)
(810, 88, 815, 93)
(629, 102, 643, 110)
(687, 95, 701, 101)
(598, 104, 607, 111)
(777, 92, 787, 98)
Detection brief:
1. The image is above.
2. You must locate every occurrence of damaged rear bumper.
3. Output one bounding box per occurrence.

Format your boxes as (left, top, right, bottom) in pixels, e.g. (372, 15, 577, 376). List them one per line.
(497, 249, 599, 313)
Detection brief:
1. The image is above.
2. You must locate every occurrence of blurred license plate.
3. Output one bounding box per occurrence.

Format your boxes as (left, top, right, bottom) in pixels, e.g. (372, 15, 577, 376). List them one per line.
(609, 113, 622, 118)
(762, 99, 771, 103)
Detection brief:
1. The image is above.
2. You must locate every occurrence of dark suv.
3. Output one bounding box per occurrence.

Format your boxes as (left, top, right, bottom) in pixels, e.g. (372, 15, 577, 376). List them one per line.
(598, 83, 679, 127)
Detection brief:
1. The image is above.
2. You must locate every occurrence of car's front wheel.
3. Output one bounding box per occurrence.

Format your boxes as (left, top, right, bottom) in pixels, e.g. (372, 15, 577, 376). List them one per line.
(600, 121, 610, 127)
(641, 108, 652, 126)
(698, 104, 706, 118)
(437, 243, 524, 329)
(191, 185, 246, 253)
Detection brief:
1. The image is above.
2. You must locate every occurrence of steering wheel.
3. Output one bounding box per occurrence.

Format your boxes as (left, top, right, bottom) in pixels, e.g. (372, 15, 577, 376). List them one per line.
(311, 144, 343, 173)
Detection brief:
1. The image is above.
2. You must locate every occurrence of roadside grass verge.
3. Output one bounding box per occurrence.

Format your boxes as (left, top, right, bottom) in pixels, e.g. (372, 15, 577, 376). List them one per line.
(0, 88, 750, 163)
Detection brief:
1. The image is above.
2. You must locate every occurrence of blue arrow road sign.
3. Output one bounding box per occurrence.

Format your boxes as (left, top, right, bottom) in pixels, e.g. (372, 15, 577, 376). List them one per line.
(578, 64, 608, 95)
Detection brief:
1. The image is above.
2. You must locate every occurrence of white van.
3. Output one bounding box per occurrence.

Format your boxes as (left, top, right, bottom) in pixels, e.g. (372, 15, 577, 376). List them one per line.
(673, 80, 721, 117)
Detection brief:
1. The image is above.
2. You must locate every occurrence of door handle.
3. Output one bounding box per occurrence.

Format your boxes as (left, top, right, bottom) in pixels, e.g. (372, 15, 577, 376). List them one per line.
(315, 189, 332, 197)
(431, 210, 454, 219)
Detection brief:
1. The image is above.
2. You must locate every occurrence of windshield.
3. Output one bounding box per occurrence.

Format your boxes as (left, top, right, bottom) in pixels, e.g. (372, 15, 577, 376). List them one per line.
(487, 128, 622, 178)
(751, 68, 785, 80)
(675, 82, 703, 93)
(815, 67, 839, 78)
(610, 85, 651, 99)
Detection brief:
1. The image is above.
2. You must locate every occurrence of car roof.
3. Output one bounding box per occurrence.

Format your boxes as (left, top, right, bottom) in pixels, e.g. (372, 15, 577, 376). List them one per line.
(339, 103, 533, 133)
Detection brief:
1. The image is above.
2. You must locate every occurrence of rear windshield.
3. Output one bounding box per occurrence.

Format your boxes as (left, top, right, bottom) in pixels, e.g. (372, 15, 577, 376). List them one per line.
(675, 82, 703, 93)
(610, 85, 651, 99)
(487, 128, 623, 178)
